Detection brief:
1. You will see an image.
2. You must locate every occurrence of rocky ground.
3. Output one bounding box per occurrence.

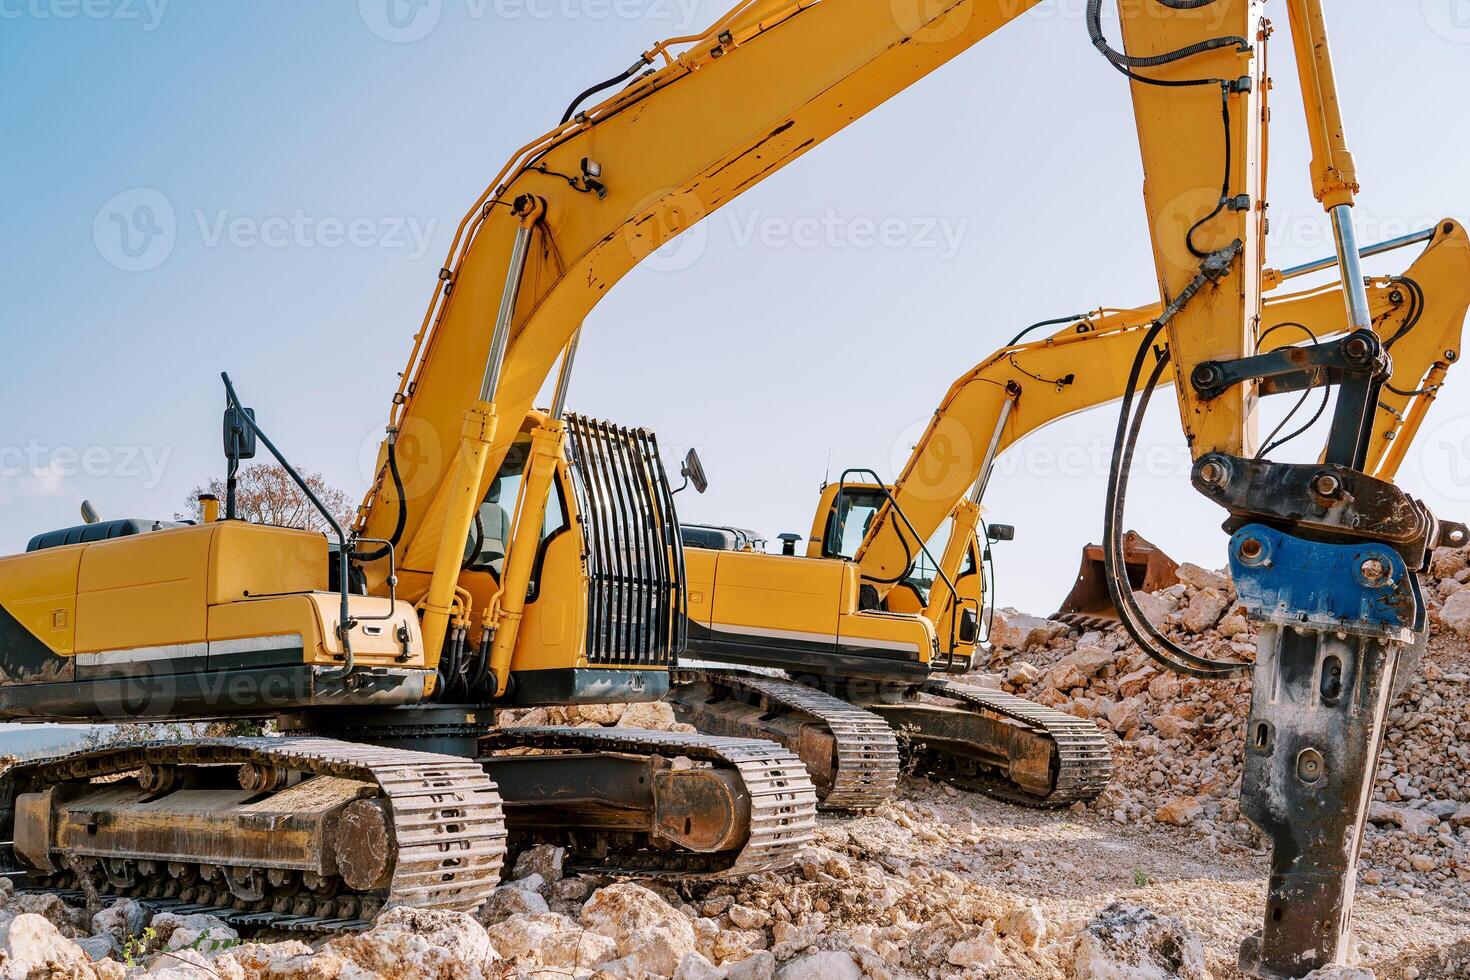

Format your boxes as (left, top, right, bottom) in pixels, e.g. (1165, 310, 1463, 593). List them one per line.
(4, 550, 1469, 979)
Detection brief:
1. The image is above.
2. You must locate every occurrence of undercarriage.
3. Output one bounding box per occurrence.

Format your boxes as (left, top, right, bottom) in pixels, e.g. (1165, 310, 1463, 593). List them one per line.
(669, 668, 1112, 810)
(0, 721, 818, 930)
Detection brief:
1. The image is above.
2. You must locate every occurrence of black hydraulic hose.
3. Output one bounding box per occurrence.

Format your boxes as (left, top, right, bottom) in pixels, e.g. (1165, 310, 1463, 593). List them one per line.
(1008, 313, 1091, 348)
(1185, 84, 1234, 258)
(1383, 276, 1425, 351)
(463, 511, 485, 572)
(1101, 332, 1251, 679)
(1087, 0, 1247, 81)
(560, 58, 651, 125)
(352, 437, 406, 562)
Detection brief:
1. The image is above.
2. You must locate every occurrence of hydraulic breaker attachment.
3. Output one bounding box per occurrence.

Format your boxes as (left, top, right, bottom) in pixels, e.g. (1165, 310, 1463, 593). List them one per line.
(1227, 525, 1420, 978)
(1054, 531, 1181, 628)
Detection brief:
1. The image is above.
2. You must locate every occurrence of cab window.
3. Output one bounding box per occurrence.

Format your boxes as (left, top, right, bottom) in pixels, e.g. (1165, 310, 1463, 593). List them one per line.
(464, 439, 571, 594)
(824, 488, 887, 560)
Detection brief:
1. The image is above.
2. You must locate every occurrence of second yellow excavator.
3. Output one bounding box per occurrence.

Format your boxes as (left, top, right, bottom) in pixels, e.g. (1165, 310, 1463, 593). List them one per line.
(669, 220, 1470, 810)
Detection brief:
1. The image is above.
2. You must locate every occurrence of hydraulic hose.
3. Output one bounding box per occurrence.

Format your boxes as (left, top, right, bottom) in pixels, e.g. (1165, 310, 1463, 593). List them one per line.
(352, 436, 406, 562)
(560, 57, 652, 125)
(1101, 327, 1252, 679)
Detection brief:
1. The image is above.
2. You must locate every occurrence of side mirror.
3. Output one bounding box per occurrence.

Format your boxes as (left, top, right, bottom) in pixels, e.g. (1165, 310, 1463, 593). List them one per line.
(80, 500, 101, 525)
(678, 448, 708, 495)
(958, 607, 979, 645)
(987, 523, 1015, 543)
(223, 406, 258, 463)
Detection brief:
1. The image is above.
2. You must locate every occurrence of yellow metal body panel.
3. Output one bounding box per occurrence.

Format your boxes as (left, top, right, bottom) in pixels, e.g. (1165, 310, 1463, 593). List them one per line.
(708, 552, 844, 640)
(76, 527, 211, 655)
(205, 522, 328, 605)
(0, 522, 420, 671)
(1117, 0, 1266, 459)
(513, 530, 588, 673)
(206, 594, 425, 669)
(0, 547, 80, 657)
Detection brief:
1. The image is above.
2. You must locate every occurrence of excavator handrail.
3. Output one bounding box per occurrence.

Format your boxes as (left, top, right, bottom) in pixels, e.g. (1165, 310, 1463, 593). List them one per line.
(832, 467, 976, 671)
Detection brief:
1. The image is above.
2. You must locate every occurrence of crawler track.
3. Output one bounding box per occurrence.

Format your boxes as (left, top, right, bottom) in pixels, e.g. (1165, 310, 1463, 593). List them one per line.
(483, 726, 817, 876)
(916, 679, 1114, 806)
(3, 738, 506, 927)
(668, 668, 900, 810)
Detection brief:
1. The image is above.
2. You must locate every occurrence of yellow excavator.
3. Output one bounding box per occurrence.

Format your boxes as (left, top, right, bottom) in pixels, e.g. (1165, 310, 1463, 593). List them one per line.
(670, 220, 1470, 811)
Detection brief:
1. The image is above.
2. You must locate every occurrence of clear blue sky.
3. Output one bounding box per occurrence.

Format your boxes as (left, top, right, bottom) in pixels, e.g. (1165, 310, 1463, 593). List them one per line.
(3, 1, 1469, 614)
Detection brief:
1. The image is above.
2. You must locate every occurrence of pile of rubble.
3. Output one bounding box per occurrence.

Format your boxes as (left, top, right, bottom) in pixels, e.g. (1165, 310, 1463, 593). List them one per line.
(0, 840, 1234, 980)
(978, 549, 1470, 904)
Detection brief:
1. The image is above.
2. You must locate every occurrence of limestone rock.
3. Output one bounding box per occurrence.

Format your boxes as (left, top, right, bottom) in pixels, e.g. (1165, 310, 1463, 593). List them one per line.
(617, 701, 687, 732)
(1132, 591, 1176, 629)
(991, 608, 1068, 651)
(678, 950, 776, 980)
(1006, 662, 1042, 686)
(91, 899, 148, 945)
(487, 911, 616, 971)
(774, 951, 863, 980)
(1156, 797, 1203, 826)
(150, 912, 238, 953)
(1070, 904, 1208, 979)
(1437, 588, 1470, 638)
(1181, 589, 1229, 634)
(327, 906, 500, 980)
(1152, 714, 1196, 741)
(997, 905, 1048, 948)
(0, 913, 102, 980)
(946, 925, 1002, 968)
(581, 882, 697, 977)
(727, 905, 770, 931)
(1063, 645, 1117, 679)
(1176, 563, 1230, 593)
(513, 844, 565, 884)
(478, 883, 551, 925)
(4, 893, 88, 939)
(1049, 663, 1087, 692)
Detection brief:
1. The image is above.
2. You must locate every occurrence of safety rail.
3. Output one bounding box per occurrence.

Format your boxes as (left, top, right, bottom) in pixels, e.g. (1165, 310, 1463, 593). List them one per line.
(565, 415, 686, 667)
(832, 468, 980, 673)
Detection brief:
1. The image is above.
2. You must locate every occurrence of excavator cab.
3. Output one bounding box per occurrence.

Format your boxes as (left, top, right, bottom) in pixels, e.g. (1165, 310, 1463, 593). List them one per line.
(420, 410, 686, 707)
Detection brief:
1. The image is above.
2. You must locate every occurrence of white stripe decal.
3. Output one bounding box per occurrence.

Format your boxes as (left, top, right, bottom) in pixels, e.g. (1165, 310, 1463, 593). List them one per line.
(77, 634, 303, 667)
(211, 634, 304, 657)
(77, 643, 206, 667)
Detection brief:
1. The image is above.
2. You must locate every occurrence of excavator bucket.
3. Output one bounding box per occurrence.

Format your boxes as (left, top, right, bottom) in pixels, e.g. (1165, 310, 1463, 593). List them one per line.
(1053, 531, 1180, 629)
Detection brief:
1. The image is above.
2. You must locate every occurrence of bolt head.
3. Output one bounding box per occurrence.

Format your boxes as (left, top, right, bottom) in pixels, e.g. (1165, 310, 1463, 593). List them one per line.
(1360, 558, 1388, 583)
(1198, 458, 1230, 489)
(1313, 473, 1342, 498)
